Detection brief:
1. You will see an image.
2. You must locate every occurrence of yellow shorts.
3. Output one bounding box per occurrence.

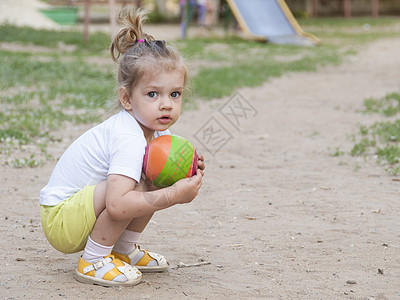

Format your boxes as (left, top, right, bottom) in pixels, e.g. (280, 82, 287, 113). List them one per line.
(40, 185, 96, 254)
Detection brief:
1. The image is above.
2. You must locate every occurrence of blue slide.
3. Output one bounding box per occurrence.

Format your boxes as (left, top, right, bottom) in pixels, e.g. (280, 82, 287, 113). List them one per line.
(227, 0, 319, 46)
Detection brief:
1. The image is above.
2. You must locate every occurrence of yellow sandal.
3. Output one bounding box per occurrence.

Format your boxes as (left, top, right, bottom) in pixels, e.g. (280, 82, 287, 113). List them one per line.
(112, 245, 168, 273)
(74, 254, 142, 287)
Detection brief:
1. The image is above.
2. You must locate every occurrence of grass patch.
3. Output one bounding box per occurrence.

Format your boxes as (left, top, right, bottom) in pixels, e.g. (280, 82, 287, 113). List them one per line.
(363, 92, 400, 117)
(299, 17, 400, 46)
(177, 38, 341, 99)
(377, 145, 400, 165)
(299, 16, 400, 28)
(350, 137, 376, 156)
(0, 23, 111, 54)
(351, 94, 400, 175)
(178, 17, 400, 100)
(0, 26, 115, 167)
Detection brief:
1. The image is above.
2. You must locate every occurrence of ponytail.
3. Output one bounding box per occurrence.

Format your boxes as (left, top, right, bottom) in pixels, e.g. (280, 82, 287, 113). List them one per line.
(110, 9, 155, 62)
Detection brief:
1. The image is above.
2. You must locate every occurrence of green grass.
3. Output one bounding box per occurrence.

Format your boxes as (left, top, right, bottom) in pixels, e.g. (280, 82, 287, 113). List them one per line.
(0, 26, 115, 167)
(176, 17, 400, 100)
(364, 92, 400, 117)
(350, 137, 377, 156)
(377, 145, 400, 165)
(299, 17, 400, 45)
(351, 93, 400, 175)
(1, 16, 400, 167)
(176, 38, 341, 99)
(0, 23, 111, 54)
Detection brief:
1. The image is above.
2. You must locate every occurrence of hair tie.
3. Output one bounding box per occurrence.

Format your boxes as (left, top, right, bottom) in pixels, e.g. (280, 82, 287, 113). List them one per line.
(137, 39, 145, 44)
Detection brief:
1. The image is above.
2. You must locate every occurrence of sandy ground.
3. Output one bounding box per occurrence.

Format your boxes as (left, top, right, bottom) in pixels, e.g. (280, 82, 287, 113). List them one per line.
(1, 2, 400, 299)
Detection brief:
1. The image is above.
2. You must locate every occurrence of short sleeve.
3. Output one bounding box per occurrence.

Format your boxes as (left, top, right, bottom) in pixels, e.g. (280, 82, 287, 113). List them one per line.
(108, 133, 147, 182)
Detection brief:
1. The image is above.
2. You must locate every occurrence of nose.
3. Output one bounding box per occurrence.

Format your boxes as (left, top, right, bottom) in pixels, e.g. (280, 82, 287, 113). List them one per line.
(159, 95, 173, 110)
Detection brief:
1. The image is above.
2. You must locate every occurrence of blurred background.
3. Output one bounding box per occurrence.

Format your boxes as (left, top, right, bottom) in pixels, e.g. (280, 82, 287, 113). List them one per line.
(31, 0, 400, 24)
(2, 0, 400, 33)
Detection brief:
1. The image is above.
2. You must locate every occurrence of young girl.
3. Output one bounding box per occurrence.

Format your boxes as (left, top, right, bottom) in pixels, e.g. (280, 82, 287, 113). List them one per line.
(40, 9, 205, 287)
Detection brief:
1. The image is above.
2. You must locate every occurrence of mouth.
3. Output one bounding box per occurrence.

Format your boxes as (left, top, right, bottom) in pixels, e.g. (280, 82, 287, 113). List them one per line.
(158, 115, 171, 124)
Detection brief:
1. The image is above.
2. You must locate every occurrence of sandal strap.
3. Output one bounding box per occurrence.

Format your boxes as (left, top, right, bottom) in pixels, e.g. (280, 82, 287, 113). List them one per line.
(112, 245, 167, 267)
(131, 245, 160, 266)
(136, 250, 154, 266)
(83, 256, 114, 274)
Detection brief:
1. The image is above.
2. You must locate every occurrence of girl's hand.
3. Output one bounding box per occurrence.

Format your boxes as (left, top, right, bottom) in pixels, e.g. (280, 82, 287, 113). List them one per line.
(173, 169, 203, 204)
(197, 152, 205, 176)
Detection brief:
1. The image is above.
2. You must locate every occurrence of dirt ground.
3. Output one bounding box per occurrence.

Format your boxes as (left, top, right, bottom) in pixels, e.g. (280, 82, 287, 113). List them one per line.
(1, 33, 400, 299)
(1, 2, 400, 299)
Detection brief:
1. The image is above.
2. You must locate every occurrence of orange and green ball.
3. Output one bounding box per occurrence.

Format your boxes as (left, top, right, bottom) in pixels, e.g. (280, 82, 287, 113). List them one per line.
(143, 135, 198, 188)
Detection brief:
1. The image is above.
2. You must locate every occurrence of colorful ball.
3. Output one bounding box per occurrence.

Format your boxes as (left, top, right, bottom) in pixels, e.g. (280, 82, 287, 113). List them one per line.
(143, 135, 198, 188)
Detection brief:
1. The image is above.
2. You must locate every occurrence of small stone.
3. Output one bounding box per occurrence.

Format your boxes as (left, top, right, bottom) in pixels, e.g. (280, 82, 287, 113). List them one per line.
(346, 280, 357, 284)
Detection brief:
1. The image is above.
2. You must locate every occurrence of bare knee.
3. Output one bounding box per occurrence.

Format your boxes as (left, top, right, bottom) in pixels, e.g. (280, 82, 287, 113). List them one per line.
(93, 180, 107, 217)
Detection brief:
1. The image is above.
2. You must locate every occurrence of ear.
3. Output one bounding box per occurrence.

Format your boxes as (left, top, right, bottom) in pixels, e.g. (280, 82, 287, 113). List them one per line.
(118, 87, 132, 110)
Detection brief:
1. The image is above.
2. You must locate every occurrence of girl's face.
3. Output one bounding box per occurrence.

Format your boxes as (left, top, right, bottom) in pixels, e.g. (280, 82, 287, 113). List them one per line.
(120, 68, 185, 142)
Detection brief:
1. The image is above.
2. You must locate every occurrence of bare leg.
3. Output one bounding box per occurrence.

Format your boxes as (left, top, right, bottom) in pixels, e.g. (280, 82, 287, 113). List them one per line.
(90, 209, 131, 246)
(90, 179, 154, 246)
(126, 213, 153, 233)
(125, 179, 154, 233)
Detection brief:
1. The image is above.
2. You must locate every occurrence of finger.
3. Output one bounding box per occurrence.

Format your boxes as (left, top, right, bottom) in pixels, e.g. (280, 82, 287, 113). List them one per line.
(195, 168, 203, 182)
(197, 160, 205, 171)
(197, 152, 204, 162)
(196, 169, 203, 187)
(188, 168, 202, 183)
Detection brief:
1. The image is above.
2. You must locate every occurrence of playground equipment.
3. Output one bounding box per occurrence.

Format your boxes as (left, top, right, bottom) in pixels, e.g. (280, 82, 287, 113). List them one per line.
(226, 0, 320, 46)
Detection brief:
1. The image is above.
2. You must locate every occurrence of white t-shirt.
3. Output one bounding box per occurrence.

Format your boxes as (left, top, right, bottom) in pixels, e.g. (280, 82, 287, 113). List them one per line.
(40, 109, 170, 206)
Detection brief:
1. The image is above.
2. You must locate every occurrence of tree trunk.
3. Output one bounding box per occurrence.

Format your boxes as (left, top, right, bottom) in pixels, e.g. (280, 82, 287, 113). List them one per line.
(83, 0, 90, 44)
(307, 0, 318, 17)
(109, 0, 116, 35)
(344, 0, 351, 18)
(212, 0, 221, 25)
(372, 0, 379, 18)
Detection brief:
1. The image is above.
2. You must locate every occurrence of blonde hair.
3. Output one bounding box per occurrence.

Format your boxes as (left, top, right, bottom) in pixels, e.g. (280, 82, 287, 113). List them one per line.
(110, 9, 188, 100)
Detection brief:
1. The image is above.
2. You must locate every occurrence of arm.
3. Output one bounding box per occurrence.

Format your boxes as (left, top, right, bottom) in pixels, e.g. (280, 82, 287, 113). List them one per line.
(105, 169, 203, 221)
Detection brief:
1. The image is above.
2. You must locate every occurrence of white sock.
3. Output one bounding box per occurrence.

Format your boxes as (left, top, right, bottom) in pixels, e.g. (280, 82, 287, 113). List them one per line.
(82, 236, 113, 263)
(113, 230, 141, 255)
(113, 231, 157, 267)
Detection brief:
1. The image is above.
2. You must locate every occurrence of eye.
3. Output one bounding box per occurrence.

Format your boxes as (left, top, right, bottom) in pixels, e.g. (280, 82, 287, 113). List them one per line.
(148, 91, 158, 98)
(171, 92, 181, 98)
